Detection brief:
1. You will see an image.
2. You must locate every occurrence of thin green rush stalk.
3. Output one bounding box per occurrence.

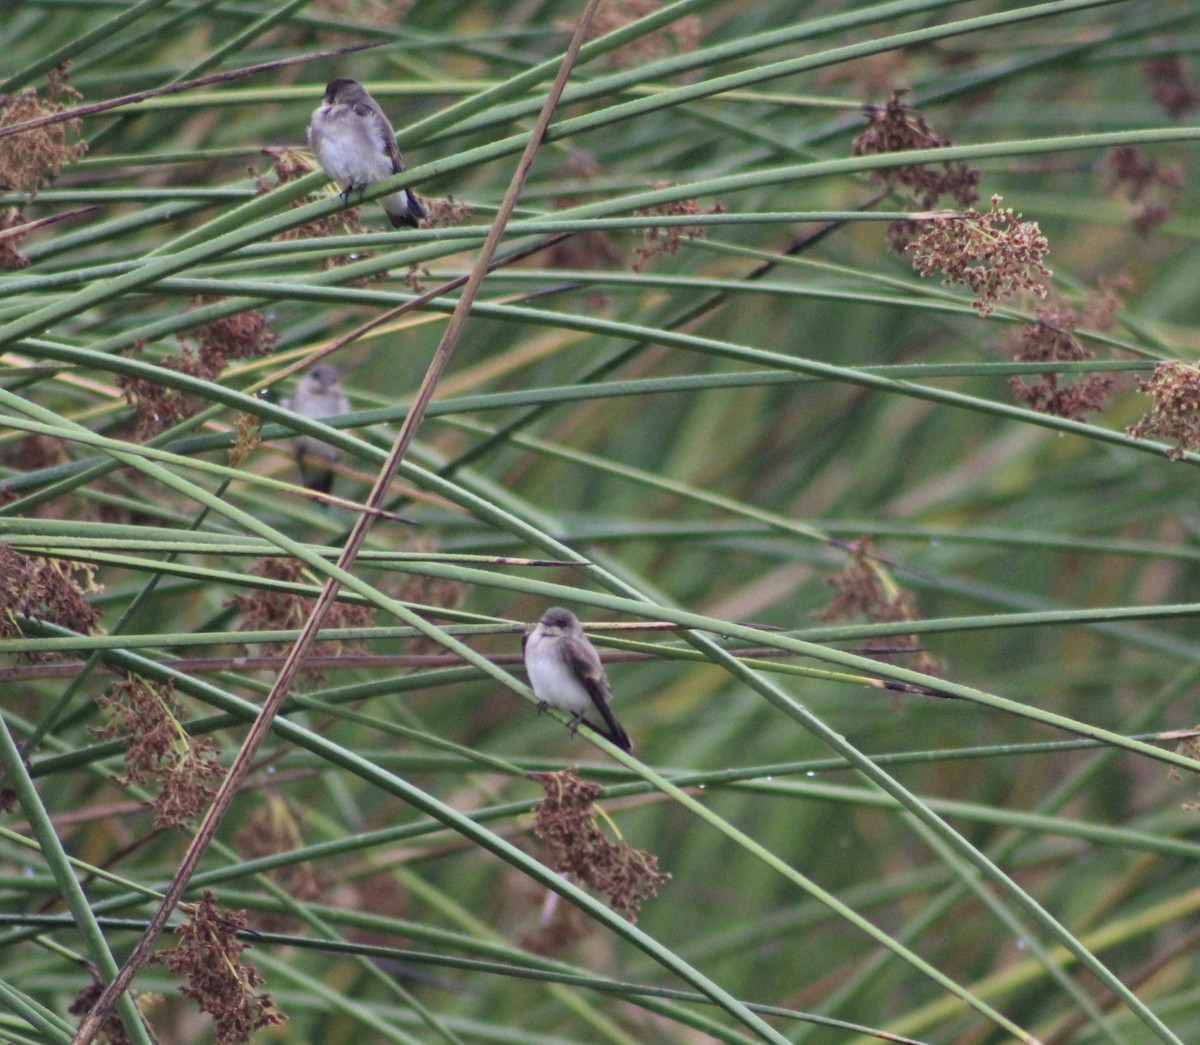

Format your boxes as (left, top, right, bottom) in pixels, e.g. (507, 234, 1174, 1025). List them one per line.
(390, 464, 1193, 1043)
(27, 626, 805, 1045)
(0, 718, 155, 1045)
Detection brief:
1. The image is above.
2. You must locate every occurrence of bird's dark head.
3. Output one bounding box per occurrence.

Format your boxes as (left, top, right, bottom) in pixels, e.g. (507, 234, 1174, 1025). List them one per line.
(539, 607, 578, 632)
(324, 78, 362, 104)
(303, 364, 341, 393)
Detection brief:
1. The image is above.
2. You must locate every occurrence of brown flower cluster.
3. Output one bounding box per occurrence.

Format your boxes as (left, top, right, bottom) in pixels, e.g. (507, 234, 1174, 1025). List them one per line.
(189, 296, 280, 362)
(1104, 145, 1184, 236)
(93, 676, 224, 829)
(399, 195, 472, 291)
(68, 972, 136, 1045)
(1, 207, 30, 270)
(562, 0, 700, 69)
(530, 768, 668, 922)
(235, 797, 323, 932)
(545, 153, 623, 281)
(852, 90, 980, 252)
(1170, 729, 1200, 790)
(906, 195, 1050, 315)
(392, 536, 466, 656)
(1008, 283, 1126, 420)
(0, 65, 87, 198)
(5, 432, 69, 473)
(255, 148, 370, 271)
(1127, 362, 1200, 460)
(151, 890, 286, 1045)
(519, 891, 592, 956)
(256, 148, 356, 237)
(1144, 53, 1199, 118)
(633, 182, 724, 272)
(117, 342, 208, 440)
(815, 537, 940, 676)
(228, 411, 262, 468)
(815, 51, 910, 97)
(0, 435, 125, 524)
(227, 557, 373, 682)
(117, 300, 277, 439)
(236, 796, 323, 903)
(421, 193, 473, 229)
(313, 0, 416, 27)
(0, 543, 101, 655)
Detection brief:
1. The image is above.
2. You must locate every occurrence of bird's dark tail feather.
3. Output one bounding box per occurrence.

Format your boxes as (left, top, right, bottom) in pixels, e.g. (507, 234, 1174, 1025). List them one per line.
(386, 190, 428, 229)
(586, 713, 633, 753)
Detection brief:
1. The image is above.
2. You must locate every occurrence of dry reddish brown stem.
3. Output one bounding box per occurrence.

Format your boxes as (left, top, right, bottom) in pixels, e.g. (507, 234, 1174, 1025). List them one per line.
(0, 42, 380, 141)
(530, 769, 669, 921)
(150, 890, 285, 1044)
(68, 973, 134, 1045)
(93, 676, 224, 829)
(67, 11, 605, 1040)
(0, 204, 97, 269)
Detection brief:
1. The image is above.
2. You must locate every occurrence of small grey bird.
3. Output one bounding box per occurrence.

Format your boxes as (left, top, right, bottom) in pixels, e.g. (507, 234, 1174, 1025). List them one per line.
(282, 364, 350, 494)
(523, 607, 633, 751)
(308, 77, 428, 229)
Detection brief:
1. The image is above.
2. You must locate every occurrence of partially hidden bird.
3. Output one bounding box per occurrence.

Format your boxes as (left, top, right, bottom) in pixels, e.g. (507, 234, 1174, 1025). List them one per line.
(523, 607, 633, 751)
(282, 364, 350, 494)
(308, 77, 428, 229)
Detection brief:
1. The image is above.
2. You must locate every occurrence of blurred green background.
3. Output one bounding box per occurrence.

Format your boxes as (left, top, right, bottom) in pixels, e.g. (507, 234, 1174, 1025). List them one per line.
(2, 1, 1200, 1043)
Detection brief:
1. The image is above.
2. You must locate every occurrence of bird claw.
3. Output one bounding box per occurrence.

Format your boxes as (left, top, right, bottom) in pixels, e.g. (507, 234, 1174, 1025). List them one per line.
(532, 703, 587, 739)
(340, 181, 365, 205)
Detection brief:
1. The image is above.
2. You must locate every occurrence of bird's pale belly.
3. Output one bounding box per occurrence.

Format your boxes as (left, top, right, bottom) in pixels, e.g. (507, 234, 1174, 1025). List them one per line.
(526, 641, 592, 716)
(313, 121, 392, 185)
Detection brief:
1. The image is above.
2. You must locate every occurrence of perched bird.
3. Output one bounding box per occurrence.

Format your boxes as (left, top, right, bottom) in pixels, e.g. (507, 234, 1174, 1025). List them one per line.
(523, 607, 633, 751)
(308, 77, 428, 229)
(282, 364, 350, 494)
